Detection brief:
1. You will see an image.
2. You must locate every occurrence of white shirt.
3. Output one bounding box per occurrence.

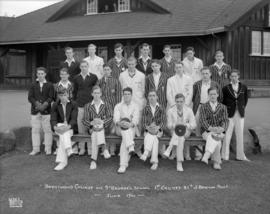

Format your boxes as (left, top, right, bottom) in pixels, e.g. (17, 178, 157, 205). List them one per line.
(84, 55, 104, 80)
(65, 58, 75, 67)
(183, 57, 203, 83)
(113, 101, 139, 125)
(200, 81, 211, 104)
(153, 72, 161, 90)
(165, 56, 172, 63)
(38, 79, 47, 92)
(166, 74, 193, 107)
(80, 72, 89, 80)
(231, 81, 239, 96)
(150, 103, 159, 116)
(119, 69, 146, 110)
(92, 100, 104, 114)
(210, 101, 218, 112)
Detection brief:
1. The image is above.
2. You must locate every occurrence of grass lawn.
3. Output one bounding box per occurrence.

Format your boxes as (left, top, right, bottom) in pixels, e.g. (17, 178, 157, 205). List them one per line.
(1, 148, 270, 214)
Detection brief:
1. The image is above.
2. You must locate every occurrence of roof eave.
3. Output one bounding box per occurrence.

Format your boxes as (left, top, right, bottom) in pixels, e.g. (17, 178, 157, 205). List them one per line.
(0, 28, 226, 45)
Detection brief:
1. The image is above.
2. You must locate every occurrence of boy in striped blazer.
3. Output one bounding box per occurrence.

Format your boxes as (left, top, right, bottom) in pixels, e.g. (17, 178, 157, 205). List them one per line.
(82, 86, 113, 170)
(140, 90, 166, 170)
(192, 66, 222, 160)
(160, 45, 176, 78)
(99, 63, 122, 155)
(136, 43, 153, 76)
(145, 59, 168, 109)
(209, 50, 231, 89)
(108, 43, 128, 79)
(199, 87, 229, 170)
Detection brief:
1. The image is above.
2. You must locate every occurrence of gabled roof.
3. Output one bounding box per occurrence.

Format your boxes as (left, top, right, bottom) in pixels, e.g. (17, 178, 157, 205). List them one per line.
(0, 0, 266, 45)
(0, 16, 15, 34)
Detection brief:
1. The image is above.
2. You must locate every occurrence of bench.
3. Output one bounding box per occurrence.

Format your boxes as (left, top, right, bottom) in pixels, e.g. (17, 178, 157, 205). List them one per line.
(53, 134, 206, 155)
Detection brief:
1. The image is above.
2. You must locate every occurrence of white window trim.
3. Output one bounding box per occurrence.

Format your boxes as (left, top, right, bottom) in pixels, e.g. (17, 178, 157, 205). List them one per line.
(118, 0, 130, 12)
(86, 0, 98, 15)
(250, 30, 270, 57)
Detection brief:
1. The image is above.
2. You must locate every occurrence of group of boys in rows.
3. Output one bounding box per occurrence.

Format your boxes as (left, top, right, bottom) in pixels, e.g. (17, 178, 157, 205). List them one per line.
(28, 43, 249, 173)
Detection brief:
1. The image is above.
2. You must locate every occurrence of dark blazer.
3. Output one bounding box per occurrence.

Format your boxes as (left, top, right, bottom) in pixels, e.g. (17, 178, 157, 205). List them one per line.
(82, 101, 113, 131)
(73, 73, 98, 107)
(136, 58, 153, 76)
(222, 82, 248, 118)
(145, 72, 168, 109)
(60, 60, 80, 83)
(160, 57, 176, 78)
(192, 80, 222, 115)
(50, 100, 78, 133)
(199, 102, 229, 134)
(142, 104, 166, 132)
(28, 81, 54, 115)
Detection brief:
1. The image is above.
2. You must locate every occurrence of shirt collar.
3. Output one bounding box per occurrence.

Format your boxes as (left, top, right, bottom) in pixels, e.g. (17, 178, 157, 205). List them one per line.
(91, 100, 104, 106)
(36, 79, 47, 84)
(231, 81, 239, 86)
(65, 58, 75, 63)
(59, 80, 71, 87)
(80, 72, 89, 77)
(150, 102, 159, 108)
(214, 62, 225, 69)
(139, 55, 150, 61)
(61, 100, 70, 105)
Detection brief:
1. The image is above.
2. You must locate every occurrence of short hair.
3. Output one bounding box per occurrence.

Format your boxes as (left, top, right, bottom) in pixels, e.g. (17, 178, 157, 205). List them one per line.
(123, 87, 132, 94)
(60, 67, 69, 74)
(231, 69, 240, 76)
(92, 85, 101, 93)
(80, 60, 88, 65)
(57, 89, 68, 96)
(103, 63, 111, 68)
(163, 45, 171, 50)
(64, 47, 73, 52)
(186, 46, 195, 53)
(215, 50, 224, 56)
(88, 43, 96, 48)
(174, 60, 184, 67)
(151, 59, 161, 65)
(175, 93, 185, 100)
(208, 86, 219, 94)
(114, 43, 123, 50)
(127, 56, 137, 63)
(201, 66, 211, 73)
(141, 43, 150, 49)
(148, 90, 157, 96)
(36, 67, 47, 74)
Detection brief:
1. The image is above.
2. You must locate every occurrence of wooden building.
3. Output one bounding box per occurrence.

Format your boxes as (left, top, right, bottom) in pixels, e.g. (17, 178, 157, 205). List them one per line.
(0, 0, 269, 88)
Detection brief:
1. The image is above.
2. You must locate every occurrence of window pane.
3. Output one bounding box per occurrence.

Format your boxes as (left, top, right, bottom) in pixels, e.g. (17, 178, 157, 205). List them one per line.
(87, 0, 97, 14)
(170, 45, 182, 60)
(263, 32, 270, 55)
(251, 31, 262, 55)
(118, 0, 130, 12)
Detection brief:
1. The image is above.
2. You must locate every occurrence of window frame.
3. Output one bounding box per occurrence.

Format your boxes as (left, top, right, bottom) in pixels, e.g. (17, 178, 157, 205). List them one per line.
(250, 30, 270, 57)
(118, 0, 130, 12)
(86, 0, 98, 15)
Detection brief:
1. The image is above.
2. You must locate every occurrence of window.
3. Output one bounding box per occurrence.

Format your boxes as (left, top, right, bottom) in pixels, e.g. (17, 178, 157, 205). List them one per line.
(263, 32, 270, 55)
(87, 0, 98, 14)
(98, 47, 108, 62)
(118, 0, 130, 12)
(251, 31, 270, 56)
(251, 31, 262, 55)
(7, 49, 27, 76)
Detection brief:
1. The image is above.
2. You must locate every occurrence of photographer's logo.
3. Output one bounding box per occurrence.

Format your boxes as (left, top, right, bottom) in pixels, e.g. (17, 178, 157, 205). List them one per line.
(9, 197, 23, 208)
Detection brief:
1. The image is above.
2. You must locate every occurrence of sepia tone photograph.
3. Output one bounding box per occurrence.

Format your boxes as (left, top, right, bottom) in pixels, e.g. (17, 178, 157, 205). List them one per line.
(0, 0, 270, 213)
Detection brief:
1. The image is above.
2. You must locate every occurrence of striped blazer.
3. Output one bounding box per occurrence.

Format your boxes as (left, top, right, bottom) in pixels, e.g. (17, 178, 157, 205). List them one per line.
(145, 72, 168, 109)
(160, 57, 176, 78)
(108, 57, 128, 79)
(136, 58, 153, 76)
(99, 76, 122, 109)
(142, 104, 166, 132)
(192, 80, 222, 115)
(82, 101, 113, 131)
(209, 63, 231, 89)
(199, 102, 229, 134)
